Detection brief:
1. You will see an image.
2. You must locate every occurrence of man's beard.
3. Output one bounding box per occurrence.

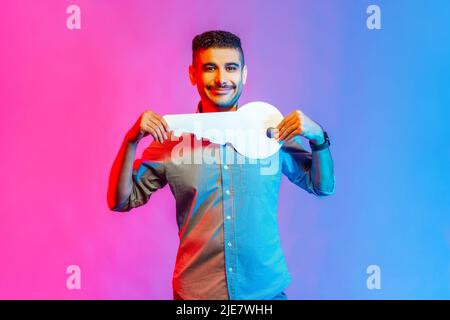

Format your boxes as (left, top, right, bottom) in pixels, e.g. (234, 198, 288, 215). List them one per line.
(207, 84, 242, 108)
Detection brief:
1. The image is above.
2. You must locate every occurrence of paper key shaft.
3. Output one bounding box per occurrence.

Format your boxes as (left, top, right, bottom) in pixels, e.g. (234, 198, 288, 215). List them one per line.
(163, 101, 284, 159)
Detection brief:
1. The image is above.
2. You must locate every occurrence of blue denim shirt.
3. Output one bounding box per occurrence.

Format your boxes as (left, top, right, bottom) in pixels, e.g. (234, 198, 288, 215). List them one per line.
(114, 109, 335, 300)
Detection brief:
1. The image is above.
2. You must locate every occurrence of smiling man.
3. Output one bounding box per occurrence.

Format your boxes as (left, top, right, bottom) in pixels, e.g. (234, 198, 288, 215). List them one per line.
(107, 30, 335, 300)
(189, 32, 246, 113)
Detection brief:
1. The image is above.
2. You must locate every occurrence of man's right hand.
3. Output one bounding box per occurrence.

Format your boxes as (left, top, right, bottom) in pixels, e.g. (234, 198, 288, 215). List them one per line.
(126, 109, 171, 144)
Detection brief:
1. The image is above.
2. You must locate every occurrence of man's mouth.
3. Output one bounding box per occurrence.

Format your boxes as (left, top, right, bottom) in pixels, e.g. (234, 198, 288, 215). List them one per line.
(210, 87, 234, 95)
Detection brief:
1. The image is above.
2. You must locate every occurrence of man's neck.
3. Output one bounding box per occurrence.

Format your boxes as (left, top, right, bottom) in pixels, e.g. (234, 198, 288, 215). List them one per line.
(199, 99, 238, 113)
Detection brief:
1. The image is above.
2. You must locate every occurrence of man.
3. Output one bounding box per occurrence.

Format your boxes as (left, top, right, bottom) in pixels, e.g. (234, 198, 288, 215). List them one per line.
(107, 30, 335, 300)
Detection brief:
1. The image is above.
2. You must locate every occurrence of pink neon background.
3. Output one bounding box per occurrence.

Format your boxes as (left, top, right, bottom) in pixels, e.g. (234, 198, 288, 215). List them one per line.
(0, 0, 334, 299)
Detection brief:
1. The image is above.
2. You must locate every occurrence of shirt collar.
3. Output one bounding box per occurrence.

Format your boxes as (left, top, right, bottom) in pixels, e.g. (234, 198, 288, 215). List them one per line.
(196, 101, 240, 113)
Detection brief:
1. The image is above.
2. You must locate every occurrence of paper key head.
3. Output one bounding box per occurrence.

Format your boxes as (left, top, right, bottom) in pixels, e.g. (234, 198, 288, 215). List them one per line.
(233, 101, 283, 159)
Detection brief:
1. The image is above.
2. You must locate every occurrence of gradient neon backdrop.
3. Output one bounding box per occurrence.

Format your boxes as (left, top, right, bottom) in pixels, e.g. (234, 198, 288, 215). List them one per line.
(1, 0, 449, 299)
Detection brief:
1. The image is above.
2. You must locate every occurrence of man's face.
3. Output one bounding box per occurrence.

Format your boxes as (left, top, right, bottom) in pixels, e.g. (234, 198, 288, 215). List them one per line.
(189, 47, 247, 109)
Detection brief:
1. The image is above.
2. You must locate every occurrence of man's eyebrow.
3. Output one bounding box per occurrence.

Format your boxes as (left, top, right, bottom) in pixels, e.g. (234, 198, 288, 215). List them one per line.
(202, 63, 217, 68)
(201, 62, 241, 68)
(225, 62, 240, 67)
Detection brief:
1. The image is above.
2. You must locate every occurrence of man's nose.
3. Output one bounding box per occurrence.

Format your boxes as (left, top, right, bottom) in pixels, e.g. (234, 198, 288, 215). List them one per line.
(215, 69, 226, 85)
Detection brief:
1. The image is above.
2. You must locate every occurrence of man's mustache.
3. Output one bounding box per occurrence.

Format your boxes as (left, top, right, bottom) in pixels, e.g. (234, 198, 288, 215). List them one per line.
(206, 84, 236, 90)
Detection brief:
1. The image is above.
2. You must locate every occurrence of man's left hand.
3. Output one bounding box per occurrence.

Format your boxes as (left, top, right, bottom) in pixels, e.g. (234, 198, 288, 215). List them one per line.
(275, 109, 325, 144)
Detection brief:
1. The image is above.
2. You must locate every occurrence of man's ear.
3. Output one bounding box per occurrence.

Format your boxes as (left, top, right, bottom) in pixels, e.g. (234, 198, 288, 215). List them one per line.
(242, 64, 248, 85)
(189, 65, 197, 85)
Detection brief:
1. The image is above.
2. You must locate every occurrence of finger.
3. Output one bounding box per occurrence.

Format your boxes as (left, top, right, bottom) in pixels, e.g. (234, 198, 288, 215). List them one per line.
(278, 118, 297, 138)
(140, 122, 151, 135)
(278, 126, 294, 142)
(147, 122, 163, 143)
(279, 123, 298, 141)
(142, 123, 160, 143)
(155, 114, 170, 134)
(149, 118, 167, 140)
(284, 130, 299, 142)
(147, 119, 165, 142)
(277, 115, 297, 134)
(152, 122, 165, 143)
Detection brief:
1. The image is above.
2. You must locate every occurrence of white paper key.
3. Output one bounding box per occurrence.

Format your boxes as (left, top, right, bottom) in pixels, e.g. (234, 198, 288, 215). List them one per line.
(163, 101, 284, 159)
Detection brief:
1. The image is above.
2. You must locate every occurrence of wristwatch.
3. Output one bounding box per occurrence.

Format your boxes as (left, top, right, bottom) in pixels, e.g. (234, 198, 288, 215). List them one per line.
(309, 131, 330, 151)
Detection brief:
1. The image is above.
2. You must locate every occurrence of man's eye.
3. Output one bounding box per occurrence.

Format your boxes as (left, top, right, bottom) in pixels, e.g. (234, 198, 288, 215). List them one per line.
(226, 67, 237, 71)
(205, 66, 215, 71)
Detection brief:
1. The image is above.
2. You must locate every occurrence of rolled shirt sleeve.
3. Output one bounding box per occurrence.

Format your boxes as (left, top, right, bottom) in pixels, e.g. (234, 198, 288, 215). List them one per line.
(281, 136, 335, 196)
(114, 142, 168, 212)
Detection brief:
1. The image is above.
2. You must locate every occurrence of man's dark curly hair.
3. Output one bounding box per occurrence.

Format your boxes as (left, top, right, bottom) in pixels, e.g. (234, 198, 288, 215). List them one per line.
(192, 30, 245, 66)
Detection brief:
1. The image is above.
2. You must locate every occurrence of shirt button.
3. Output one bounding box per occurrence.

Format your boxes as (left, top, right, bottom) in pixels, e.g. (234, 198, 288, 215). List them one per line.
(225, 189, 231, 195)
(224, 165, 229, 170)
(226, 215, 231, 220)
(228, 267, 233, 272)
(227, 241, 232, 247)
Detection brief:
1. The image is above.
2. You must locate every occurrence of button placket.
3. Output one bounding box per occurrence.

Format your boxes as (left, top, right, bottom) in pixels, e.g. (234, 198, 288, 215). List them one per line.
(220, 144, 237, 299)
